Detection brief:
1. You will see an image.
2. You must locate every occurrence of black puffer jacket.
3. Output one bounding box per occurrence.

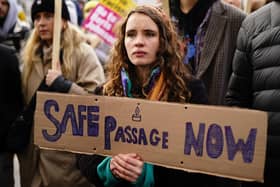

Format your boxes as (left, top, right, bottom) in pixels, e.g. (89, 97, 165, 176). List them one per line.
(226, 2, 280, 186)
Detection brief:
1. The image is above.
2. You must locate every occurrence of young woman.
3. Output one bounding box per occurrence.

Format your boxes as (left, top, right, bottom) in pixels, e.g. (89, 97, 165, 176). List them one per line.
(77, 5, 209, 187)
(18, 0, 105, 186)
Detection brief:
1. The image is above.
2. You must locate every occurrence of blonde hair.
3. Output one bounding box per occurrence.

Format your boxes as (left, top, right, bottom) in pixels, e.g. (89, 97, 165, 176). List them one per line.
(21, 21, 86, 95)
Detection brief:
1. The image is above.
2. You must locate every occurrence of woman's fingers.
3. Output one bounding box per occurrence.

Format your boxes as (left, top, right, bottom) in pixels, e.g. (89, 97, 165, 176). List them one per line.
(46, 69, 62, 86)
(110, 153, 144, 182)
(113, 166, 137, 182)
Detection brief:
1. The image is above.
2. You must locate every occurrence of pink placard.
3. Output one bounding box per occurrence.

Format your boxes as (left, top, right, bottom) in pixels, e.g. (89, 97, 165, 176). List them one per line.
(83, 4, 121, 45)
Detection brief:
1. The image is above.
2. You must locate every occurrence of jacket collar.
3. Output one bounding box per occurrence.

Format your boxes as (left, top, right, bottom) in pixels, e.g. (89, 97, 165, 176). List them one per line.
(196, 1, 227, 78)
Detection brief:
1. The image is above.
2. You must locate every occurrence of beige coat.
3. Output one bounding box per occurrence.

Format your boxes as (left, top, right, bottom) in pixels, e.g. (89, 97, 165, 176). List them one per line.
(18, 43, 105, 187)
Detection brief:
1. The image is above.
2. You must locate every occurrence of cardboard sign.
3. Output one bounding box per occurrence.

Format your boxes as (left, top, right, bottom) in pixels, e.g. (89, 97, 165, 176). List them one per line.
(34, 92, 267, 182)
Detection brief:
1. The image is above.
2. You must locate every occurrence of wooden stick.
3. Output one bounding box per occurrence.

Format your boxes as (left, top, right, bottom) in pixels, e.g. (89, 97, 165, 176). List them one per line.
(243, 0, 252, 13)
(52, 0, 62, 70)
(161, 0, 170, 17)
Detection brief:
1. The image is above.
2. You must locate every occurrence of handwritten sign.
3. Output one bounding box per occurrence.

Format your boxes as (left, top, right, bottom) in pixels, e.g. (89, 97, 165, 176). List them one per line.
(34, 92, 267, 182)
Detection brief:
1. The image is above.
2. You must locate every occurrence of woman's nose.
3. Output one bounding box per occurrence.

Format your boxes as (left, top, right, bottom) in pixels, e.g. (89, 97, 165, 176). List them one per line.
(37, 17, 47, 25)
(134, 34, 144, 46)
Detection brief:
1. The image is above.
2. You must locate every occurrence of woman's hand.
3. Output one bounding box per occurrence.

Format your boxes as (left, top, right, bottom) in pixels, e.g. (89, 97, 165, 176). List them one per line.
(46, 69, 62, 86)
(110, 153, 144, 182)
(46, 60, 62, 86)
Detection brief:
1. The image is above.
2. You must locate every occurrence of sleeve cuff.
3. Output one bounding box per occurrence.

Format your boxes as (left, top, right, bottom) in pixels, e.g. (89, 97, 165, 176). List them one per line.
(50, 75, 72, 93)
(134, 163, 154, 187)
(97, 157, 119, 187)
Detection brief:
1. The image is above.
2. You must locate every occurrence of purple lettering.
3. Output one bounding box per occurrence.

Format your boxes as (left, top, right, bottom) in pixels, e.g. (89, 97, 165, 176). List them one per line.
(87, 106, 99, 136)
(225, 126, 257, 163)
(150, 129, 160, 146)
(115, 126, 125, 142)
(42, 99, 61, 142)
(206, 124, 223, 158)
(104, 116, 117, 150)
(162, 132, 168, 149)
(138, 128, 148, 145)
(184, 122, 205, 156)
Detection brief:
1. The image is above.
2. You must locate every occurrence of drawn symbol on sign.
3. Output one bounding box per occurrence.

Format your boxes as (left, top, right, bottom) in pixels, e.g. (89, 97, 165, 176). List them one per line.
(132, 103, 141, 122)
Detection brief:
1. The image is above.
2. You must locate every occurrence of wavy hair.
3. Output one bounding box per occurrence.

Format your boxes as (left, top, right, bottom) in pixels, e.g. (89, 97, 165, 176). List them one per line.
(105, 5, 192, 103)
(21, 22, 86, 96)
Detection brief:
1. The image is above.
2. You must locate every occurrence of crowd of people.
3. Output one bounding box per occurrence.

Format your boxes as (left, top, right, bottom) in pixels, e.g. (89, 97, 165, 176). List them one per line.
(0, 0, 279, 187)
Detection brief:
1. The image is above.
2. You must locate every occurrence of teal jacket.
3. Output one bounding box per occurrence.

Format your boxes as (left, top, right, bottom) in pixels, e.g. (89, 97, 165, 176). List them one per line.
(97, 157, 154, 187)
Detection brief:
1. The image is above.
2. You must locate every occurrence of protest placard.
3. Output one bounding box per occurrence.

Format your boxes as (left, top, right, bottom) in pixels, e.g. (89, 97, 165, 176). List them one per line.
(82, 0, 136, 45)
(35, 92, 267, 182)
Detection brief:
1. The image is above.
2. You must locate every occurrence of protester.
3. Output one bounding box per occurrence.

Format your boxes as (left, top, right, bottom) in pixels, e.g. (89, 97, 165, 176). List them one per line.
(223, 0, 268, 13)
(77, 5, 210, 187)
(0, 44, 23, 187)
(169, 0, 246, 106)
(226, 1, 280, 186)
(0, 0, 30, 52)
(18, 0, 105, 186)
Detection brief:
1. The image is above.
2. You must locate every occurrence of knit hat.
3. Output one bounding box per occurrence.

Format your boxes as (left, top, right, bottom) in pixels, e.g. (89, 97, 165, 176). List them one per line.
(31, 0, 70, 22)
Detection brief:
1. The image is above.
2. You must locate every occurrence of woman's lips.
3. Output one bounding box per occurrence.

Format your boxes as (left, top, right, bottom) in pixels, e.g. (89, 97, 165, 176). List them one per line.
(133, 51, 146, 57)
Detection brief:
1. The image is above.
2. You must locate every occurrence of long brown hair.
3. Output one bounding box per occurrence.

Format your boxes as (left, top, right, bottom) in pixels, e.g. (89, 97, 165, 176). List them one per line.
(105, 5, 192, 103)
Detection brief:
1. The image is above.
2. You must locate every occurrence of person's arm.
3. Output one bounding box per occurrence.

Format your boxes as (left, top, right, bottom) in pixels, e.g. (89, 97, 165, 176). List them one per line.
(188, 77, 208, 105)
(226, 24, 253, 108)
(69, 43, 105, 94)
(46, 44, 105, 94)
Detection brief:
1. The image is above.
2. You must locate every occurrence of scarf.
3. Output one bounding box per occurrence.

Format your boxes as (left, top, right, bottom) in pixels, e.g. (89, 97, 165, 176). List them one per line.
(121, 67, 166, 101)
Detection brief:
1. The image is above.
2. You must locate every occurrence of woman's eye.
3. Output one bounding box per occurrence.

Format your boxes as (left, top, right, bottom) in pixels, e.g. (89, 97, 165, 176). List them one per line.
(34, 13, 41, 21)
(45, 13, 53, 19)
(126, 32, 136, 38)
(145, 31, 156, 37)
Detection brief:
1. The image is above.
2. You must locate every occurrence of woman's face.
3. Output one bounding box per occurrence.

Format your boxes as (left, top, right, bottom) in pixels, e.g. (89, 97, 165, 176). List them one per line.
(34, 12, 55, 45)
(124, 13, 160, 67)
(0, 0, 9, 18)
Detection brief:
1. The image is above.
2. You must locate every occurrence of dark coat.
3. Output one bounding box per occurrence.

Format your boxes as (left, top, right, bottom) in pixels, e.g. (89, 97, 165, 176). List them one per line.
(77, 78, 211, 187)
(194, 1, 245, 105)
(226, 2, 280, 186)
(0, 44, 23, 151)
